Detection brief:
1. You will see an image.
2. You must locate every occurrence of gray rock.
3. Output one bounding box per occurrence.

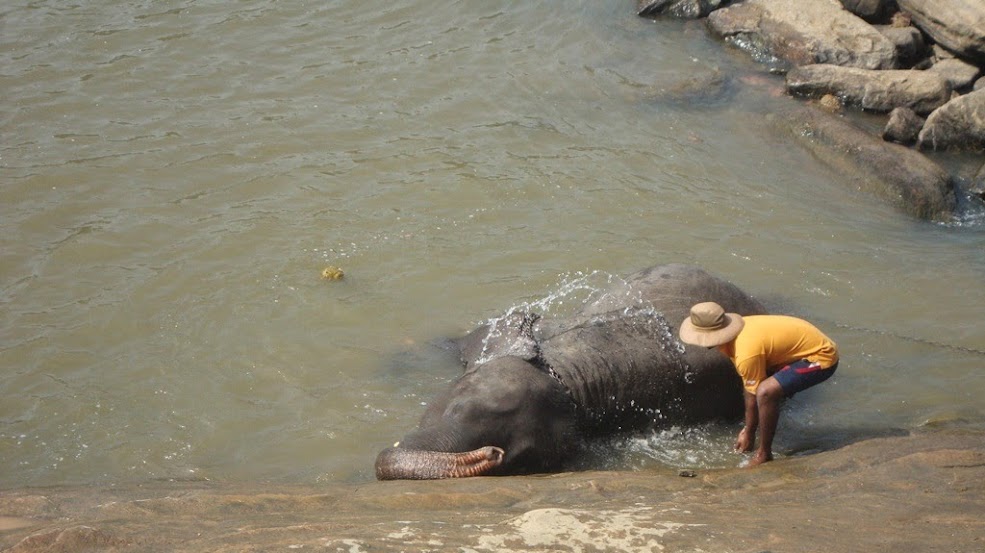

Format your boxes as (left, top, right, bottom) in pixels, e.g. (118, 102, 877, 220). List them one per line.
(883, 107, 925, 144)
(707, 0, 898, 70)
(838, 0, 891, 20)
(918, 88, 985, 150)
(786, 64, 952, 114)
(975, 77, 985, 91)
(897, 0, 985, 62)
(773, 104, 956, 220)
(876, 25, 927, 67)
(927, 57, 983, 91)
(637, 0, 725, 18)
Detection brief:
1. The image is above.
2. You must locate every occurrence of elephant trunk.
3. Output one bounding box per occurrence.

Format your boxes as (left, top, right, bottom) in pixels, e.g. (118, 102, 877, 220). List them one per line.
(375, 446, 505, 480)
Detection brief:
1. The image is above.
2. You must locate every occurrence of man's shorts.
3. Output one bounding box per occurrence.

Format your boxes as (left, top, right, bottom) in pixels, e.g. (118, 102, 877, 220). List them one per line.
(772, 359, 838, 397)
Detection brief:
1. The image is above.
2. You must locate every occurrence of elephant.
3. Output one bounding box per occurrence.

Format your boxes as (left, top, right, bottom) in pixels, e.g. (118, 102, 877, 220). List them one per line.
(375, 263, 767, 480)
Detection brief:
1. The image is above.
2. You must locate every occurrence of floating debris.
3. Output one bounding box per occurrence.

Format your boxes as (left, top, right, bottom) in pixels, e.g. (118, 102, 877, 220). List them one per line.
(321, 266, 345, 281)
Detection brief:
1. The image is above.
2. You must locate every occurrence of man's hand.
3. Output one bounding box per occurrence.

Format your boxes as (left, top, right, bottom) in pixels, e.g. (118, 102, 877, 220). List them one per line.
(734, 427, 755, 453)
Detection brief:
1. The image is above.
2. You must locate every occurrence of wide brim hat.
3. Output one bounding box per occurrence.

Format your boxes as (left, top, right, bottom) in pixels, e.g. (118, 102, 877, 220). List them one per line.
(679, 301, 745, 347)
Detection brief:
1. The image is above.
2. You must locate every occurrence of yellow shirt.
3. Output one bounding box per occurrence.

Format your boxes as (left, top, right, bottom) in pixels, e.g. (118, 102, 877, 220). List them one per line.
(720, 315, 839, 394)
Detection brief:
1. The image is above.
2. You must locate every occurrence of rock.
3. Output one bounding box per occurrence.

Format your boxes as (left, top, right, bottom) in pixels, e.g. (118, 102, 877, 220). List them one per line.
(876, 25, 927, 67)
(971, 163, 985, 200)
(786, 64, 952, 114)
(773, 104, 956, 220)
(637, 0, 725, 18)
(1, 429, 983, 552)
(918, 88, 985, 150)
(838, 0, 890, 20)
(927, 57, 983, 91)
(883, 107, 925, 144)
(976, 77, 985, 91)
(707, 0, 898, 71)
(897, 0, 985, 62)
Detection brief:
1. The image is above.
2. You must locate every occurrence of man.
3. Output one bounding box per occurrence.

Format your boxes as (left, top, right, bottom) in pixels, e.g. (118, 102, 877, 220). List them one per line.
(679, 302, 839, 466)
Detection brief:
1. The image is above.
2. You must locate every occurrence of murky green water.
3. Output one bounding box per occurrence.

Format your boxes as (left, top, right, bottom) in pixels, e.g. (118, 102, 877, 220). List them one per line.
(2, 0, 984, 489)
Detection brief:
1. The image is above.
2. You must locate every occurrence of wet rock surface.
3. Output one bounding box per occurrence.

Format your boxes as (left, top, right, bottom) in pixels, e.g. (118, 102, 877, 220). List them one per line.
(637, 0, 724, 19)
(786, 64, 952, 114)
(707, 0, 898, 70)
(1, 428, 983, 552)
(772, 104, 956, 221)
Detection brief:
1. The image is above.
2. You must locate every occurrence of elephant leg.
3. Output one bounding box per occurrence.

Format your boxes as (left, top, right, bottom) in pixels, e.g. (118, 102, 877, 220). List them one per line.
(375, 446, 504, 480)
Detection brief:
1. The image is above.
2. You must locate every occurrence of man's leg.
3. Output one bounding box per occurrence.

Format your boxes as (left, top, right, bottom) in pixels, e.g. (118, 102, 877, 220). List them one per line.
(750, 377, 784, 466)
(748, 360, 838, 467)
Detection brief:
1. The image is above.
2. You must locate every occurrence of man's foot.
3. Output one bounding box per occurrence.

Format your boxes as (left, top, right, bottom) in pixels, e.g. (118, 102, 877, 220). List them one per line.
(744, 452, 773, 467)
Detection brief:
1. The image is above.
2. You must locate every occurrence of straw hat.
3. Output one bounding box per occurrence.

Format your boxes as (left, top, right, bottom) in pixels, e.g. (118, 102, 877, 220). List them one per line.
(679, 302, 745, 347)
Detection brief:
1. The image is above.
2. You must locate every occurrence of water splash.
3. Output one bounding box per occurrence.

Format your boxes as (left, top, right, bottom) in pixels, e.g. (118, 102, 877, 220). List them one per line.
(577, 424, 741, 471)
(475, 271, 619, 365)
(475, 270, 693, 382)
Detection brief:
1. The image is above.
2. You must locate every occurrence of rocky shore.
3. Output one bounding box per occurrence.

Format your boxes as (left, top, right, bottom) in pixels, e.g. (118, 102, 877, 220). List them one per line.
(1, 426, 983, 552)
(639, 0, 985, 221)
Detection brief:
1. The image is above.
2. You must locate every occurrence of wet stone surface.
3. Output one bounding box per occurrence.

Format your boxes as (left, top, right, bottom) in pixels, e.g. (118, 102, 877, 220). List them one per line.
(1, 427, 983, 552)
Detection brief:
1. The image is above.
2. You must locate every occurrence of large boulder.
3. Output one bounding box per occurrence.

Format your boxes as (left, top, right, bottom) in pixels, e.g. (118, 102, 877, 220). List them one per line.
(918, 88, 985, 150)
(786, 64, 952, 114)
(896, 0, 985, 62)
(772, 105, 956, 221)
(707, 0, 898, 70)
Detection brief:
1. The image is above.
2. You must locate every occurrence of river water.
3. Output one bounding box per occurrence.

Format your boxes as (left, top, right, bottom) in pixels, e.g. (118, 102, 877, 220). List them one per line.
(2, 0, 984, 490)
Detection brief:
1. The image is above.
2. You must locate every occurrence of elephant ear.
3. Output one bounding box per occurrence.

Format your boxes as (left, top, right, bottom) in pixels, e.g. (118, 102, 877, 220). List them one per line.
(455, 311, 541, 371)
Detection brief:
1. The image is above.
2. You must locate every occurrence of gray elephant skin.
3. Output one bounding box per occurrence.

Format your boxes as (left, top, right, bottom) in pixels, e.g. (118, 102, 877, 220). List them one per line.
(375, 263, 767, 480)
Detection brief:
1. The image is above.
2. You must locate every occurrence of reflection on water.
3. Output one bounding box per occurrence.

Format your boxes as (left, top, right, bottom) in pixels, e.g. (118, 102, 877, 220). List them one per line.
(1, 0, 984, 489)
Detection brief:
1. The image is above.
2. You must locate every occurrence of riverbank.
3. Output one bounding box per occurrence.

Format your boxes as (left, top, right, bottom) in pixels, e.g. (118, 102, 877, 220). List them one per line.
(3, 426, 983, 552)
(639, 0, 985, 222)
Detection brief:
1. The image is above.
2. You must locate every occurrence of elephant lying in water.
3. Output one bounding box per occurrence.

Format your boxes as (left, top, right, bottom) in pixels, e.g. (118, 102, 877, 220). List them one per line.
(375, 263, 767, 480)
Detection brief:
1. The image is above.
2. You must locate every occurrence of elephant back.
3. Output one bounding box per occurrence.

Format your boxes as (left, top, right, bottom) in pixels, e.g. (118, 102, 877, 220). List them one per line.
(542, 263, 763, 434)
(582, 263, 767, 329)
(538, 307, 692, 435)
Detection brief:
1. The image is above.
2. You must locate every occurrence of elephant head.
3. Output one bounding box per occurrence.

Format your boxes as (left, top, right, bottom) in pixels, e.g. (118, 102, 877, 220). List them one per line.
(375, 356, 579, 479)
